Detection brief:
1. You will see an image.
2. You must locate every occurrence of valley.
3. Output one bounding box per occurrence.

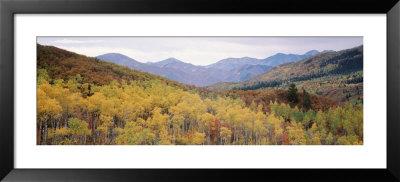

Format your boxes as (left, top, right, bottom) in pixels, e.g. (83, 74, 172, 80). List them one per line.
(36, 43, 363, 145)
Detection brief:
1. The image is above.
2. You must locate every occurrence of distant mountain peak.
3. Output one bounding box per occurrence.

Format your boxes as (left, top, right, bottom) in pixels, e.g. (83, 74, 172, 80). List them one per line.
(305, 50, 320, 55)
(97, 53, 139, 63)
(158, 57, 183, 64)
(98, 53, 126, 57)
(275, 53, 287, 56)
(165, 57, 180, 61)
(220, 57, 239, 61)
(322, 50, 335, 53)
(149, 57, 188, 67)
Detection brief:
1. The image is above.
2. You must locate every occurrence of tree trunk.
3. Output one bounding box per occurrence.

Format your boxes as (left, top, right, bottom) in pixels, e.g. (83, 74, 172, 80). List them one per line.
(112, 115, 116, 143)
(182, 120, 185, 137)
(86, 110, 89, 125)
(64, 106, 69, 128)
(207, 127, 211, 145)
(217, 122, 220, 145)
(191, 120, 194, 135)
(252, 121, 255, 144)
(43, 120, 48, 145)
(220, 134, 222, 145)
(201, 127, 204, 145)
(232, 128, 235, 144)
(92, 113, 96, 145)
(236, 129, 239, 144)
(38, 120, 43, 145)
(154, 133, 158, 145)
(52, 118, 56, 144)
(172, 127, 175, 144)
(245, 130, 248, 145)
(57, 115, 62, 129)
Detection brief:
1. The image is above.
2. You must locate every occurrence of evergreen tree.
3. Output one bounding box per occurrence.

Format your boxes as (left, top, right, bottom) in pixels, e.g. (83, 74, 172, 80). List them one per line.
(287, 83, 298, 103)
(302, 89, 312, 111)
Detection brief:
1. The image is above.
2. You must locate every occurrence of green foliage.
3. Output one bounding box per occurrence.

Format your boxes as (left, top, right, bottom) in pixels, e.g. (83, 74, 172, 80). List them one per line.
(68, 118, 89, 136)
(287, 83, 298, 103)
(37, 69, 49, 84)
(302, 90, 312, 111)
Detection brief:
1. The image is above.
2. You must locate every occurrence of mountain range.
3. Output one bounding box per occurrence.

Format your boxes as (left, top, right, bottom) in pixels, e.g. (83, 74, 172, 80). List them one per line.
(96, 50, 332, 86)
(208, 45, 363, 103)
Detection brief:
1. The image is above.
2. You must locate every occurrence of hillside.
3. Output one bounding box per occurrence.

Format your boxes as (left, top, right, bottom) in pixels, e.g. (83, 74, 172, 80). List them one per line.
(260, 49, 333, 66)
(209, 46, 363, 103)
(37, 44, 191, 90)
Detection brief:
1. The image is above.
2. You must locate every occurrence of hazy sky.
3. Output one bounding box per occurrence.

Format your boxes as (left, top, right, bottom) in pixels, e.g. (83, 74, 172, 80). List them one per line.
(37, 37, 362, 66)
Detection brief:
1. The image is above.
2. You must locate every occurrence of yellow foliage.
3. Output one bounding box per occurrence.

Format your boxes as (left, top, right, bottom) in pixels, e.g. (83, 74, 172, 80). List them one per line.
(37, 75, 363, 146)
(191, 132, 206, 145)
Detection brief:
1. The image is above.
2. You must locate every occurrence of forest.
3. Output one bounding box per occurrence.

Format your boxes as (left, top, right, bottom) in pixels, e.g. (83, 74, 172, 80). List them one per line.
(37, 44, 363, 145)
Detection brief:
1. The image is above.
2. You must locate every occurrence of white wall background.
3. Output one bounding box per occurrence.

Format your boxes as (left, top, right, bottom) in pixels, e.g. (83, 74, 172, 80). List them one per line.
(14, 14, 386, 168)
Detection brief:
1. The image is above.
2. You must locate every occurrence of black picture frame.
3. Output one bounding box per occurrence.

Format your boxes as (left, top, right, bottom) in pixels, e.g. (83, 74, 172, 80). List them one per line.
(1, 0, 399, 181)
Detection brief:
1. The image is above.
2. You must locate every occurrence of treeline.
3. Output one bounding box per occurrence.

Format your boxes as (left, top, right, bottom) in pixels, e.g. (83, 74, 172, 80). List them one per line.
(234, 80, 283, 91)
(234, 63, 363, 91)
(37, 70, 362, 145)
(198, 86, 337, 113)
(233, 71, 337, 90)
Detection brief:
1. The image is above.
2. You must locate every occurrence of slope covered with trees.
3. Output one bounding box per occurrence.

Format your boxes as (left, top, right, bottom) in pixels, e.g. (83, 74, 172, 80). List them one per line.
(209, 46, 363, 103)
(38, 44, 191, 90)
(37, 44, 363, 145)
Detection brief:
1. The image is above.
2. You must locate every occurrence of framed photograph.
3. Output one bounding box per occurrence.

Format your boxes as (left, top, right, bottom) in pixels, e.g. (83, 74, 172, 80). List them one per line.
(1, 0, 399, 181)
